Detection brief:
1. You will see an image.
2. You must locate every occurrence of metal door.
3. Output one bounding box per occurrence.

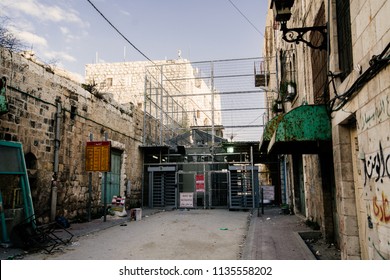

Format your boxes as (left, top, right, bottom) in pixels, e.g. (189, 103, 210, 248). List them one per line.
(148, 166, 177, 208)
(293, 154, 306, 216)
(177, 171, 196, 208)
(229, 165, 258, 209)
(208, 171, 230, 208)
(101, 149, 121, 204)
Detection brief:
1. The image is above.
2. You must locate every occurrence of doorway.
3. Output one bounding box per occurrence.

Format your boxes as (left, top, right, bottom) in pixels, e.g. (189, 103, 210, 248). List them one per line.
(101, 149, 122, 204)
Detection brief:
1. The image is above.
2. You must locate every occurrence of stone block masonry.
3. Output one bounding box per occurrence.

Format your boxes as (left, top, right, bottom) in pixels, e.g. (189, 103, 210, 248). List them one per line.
(0, 47, 154, 221)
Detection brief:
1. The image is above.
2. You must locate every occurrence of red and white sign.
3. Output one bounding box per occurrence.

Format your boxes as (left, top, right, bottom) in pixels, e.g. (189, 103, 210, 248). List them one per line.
(196, 174, 205, 192)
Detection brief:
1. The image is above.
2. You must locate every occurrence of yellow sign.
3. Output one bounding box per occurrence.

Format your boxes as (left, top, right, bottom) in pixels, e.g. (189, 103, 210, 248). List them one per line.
(85, 141, 111, 172)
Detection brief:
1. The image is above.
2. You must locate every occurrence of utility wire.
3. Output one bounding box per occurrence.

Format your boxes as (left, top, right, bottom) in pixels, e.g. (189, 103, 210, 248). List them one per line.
(86, 0, 153, 63)
(227, 0, 264, 37)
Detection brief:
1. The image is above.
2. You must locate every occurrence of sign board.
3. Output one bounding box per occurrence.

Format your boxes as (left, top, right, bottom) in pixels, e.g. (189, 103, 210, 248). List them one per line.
(260, 185, 275, 201)
(195, 174, 205, 192)
(85, 141, 111, 172)
(180, 192, 194, 208)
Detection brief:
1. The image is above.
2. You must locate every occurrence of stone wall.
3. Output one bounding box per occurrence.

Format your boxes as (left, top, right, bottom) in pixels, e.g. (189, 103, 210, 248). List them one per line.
(0, 47, 150, 221)
(330, 0, 390, 259)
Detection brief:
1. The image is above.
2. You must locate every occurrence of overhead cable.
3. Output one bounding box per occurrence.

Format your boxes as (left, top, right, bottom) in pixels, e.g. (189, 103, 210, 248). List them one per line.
(227, 0, 264, 37)
(86, 0, 153, 63)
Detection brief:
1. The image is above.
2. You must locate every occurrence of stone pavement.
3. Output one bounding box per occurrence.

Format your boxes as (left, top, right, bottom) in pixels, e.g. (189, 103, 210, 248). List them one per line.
(1, 206, 318, 260)
(242, 206, 317, 260)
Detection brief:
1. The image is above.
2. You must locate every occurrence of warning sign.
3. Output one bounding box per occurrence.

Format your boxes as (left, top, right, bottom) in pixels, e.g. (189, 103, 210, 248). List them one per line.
(85, 141, 111, 172)
(260, 185, 275, 201)
(180, 192, 194, 208)
(196, 174, 205, 192)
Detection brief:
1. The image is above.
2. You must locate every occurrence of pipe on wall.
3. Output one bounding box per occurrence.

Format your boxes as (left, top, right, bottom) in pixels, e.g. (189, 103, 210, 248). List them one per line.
(51, 99, 62, 221)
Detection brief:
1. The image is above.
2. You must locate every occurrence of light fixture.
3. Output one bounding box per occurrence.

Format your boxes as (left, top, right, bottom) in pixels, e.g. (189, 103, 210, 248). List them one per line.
(270, 0, 327, 50)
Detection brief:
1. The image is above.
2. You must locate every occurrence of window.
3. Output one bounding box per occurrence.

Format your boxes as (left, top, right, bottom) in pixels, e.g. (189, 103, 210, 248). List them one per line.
(336, 0, 353, 80)
(106, 77, 113, 86)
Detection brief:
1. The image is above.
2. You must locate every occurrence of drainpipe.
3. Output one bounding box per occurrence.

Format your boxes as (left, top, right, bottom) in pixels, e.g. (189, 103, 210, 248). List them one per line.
(51, 99, 62, 221)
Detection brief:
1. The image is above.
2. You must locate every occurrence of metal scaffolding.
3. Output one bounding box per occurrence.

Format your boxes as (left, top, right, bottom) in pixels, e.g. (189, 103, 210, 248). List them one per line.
(143, 57, 274, 146)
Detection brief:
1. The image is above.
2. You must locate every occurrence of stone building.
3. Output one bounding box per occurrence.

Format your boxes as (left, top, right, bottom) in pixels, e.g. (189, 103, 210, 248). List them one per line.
(261, 0, 389, 259)
(0, 47, 150, 225)
(0, 46, 224, 238)
(85, 59, 222, 138)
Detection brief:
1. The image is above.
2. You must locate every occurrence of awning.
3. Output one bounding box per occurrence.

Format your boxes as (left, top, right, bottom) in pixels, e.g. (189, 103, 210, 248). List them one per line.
(268, 104, 332, 154)
(259, 114, 284, 153)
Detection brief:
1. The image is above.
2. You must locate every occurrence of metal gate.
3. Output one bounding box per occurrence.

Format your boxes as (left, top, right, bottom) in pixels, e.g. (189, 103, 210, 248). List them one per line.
(229, 165, 259, 209)
(148, 166, 177, 208)
(207, 171, 230, 208)
(177, 171, 196, 208)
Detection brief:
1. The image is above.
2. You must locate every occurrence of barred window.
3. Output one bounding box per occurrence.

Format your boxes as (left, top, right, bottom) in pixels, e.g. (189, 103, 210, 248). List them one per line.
(336, 0, 353, 80)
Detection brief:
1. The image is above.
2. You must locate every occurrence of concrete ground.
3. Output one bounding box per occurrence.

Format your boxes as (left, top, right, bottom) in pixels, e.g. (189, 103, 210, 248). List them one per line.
(20, 208, 250, 260)
(1, 206, 339, 260)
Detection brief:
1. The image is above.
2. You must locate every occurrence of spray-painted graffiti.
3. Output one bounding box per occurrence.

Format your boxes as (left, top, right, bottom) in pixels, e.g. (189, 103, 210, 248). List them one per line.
(360, 95, 390, 131)
(362, 142, 390, 185)
(373, 192, 390, 223)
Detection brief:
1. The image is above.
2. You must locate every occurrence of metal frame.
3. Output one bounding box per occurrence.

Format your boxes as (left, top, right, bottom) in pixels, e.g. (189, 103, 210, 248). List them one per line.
(280, 22, 327, 50)
(207, 170, 231, 209)
(0, 141, 35, 244)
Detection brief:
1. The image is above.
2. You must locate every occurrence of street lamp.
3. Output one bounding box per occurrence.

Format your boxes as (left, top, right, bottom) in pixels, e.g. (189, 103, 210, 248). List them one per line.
(270, 0, 328, 50)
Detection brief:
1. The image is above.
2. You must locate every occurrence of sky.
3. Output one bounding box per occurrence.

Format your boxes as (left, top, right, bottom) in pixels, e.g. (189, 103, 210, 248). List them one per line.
(1, 0, 269, 82)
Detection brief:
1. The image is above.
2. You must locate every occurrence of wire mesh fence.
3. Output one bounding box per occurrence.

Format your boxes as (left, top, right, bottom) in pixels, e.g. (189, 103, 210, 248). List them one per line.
(143, 57, 272, 145)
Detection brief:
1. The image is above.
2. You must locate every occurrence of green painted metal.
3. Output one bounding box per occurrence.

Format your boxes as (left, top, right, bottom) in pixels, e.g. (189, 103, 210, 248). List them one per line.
(259, 114, 284, 153)
(268, 105, 331, 154)
(274, 105, 331, 141)
(0, 141, 35, 224)
(0, 77, 9, 115)
(0, 191, 10, 243)
(101, 149, 121, 204)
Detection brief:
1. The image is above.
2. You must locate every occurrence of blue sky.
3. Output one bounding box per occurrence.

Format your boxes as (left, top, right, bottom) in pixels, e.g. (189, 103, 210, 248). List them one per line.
(1, 0, 268, 81)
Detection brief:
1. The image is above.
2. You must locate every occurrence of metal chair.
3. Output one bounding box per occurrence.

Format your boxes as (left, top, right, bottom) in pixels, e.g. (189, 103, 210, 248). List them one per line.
(11, 213, 74, 253)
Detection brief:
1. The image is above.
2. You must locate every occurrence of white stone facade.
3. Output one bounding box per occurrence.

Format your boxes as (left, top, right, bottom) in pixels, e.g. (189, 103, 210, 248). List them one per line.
(85, 59, 222, 132)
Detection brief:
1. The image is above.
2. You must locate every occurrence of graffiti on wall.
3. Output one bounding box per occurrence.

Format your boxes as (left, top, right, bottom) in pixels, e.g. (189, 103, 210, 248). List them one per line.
(360, 95, 390, 131)
(373, 192, 390, 223)
(362, 142, 390, 185)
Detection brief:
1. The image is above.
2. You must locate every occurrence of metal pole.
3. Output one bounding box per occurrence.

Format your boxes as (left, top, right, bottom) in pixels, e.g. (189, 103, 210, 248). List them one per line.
(0, 191, 10, 245)
(251, 145, 255, 209)
(160, 65, 164, 145)
(261, 187, 264, 215)
(88, 133, 93, 222)
(143, 73, 148, 145)
(51, 99, 61, 222)
(103, 132, 108, 222)
(211, 61, 215, 162)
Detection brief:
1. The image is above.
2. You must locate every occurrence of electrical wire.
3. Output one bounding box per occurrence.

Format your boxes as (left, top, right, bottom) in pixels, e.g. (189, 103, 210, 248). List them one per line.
(328, 42, 390, 113)
(86, 0, 153, 63)
(227, 0, 265, 37)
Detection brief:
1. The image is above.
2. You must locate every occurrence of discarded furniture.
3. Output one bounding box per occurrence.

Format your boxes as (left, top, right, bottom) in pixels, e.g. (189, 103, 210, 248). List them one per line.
(11, 214, 74, 253)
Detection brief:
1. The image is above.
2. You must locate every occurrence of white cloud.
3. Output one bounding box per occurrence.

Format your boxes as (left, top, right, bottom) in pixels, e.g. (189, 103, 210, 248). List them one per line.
(8, 26, 48, 48)
(2, 0, 87, 27)
(120, 10, 131, 17)
(60, 27, 70, 35)
(44, 50, 77, 63)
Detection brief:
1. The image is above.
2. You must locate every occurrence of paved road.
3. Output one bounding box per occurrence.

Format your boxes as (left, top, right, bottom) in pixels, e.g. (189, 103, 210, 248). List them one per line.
(23, 209, 250, 260)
